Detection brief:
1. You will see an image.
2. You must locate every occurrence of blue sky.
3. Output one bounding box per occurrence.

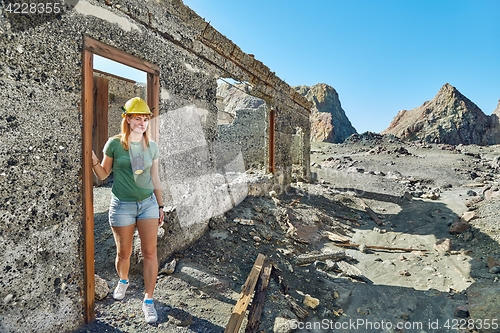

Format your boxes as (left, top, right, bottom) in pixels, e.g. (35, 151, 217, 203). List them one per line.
(96, 1, 500, 134)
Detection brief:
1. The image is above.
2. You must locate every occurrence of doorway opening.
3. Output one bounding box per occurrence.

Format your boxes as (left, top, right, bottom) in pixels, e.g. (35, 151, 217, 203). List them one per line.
(81, 37, 160, 323)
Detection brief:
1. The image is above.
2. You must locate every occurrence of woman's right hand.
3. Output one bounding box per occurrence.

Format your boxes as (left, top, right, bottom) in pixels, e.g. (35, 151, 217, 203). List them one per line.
(92, 150, 99, 165)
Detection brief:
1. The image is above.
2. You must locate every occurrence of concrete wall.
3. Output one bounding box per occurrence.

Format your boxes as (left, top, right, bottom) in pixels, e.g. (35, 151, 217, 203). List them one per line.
(217, 105, 268, 169)
(0, 0, 311, 331)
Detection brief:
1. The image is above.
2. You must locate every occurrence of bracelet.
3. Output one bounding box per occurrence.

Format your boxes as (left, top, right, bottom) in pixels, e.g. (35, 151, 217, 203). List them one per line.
(158, 205, 164, 209)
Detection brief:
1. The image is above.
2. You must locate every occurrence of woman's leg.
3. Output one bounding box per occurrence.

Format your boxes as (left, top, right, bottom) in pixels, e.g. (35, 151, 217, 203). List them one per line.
(136, 218, 158, 298)
(111, 224, 136, 281)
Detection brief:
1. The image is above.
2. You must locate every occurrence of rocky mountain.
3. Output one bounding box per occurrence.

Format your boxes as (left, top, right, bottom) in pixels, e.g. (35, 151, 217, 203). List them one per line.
(382, 83, 498, 145)
(216, 82, 265, 118)
(294, 83, 357, 143)
(216, 82, 357, 143)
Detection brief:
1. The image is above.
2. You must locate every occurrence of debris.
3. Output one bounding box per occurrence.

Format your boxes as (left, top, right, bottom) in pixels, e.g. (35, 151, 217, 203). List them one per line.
(465, 196, 484, 207)
(303, 294, 320, 310)
(403, 191, 413, 201)
(159, 258, 177, 275)
(94, 274, 109, 301)
(357, 307, 370, 315)
(486, 256, 500, 269)
(421, 191, 440, 200)
(454, 306, 469, 318)
(168, 308, 194, 327)
(490, 266, 500, 274)
(466, 190, 477, 196)
(225, 254, 266, 333)
(398, 269, 411, 276)
(294, 250, 346, 265)
(359, 198, 384, 226)
(335, 261, 370, 282)
(460, 211, 477, 222)
(449, 221, 471, 234)
(322, 230, 350, 243)
(332, 213, 359, 223)
(286, 295, 309, 319)
(335, 242, 428, 253)
(434, 238, 452, 253)
(272, 317, 293, 333)
(234, 218, 255, 226)
(270, 263, 289, 295)
(245, 258, 273, 333)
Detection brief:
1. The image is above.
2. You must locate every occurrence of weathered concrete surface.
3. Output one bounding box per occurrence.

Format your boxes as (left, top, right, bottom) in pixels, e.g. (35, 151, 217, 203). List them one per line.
(0, 0, 310, 332)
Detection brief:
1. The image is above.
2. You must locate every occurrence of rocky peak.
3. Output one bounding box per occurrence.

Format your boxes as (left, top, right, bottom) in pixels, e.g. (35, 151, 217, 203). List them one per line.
(493, 100, 500, 117)
(294, 83, 357, 143)
(216, 82, 265, 115)
(382, 83, 491, 145)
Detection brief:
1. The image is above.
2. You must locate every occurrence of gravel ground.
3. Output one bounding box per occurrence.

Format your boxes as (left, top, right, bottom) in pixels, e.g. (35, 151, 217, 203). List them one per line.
(75, 136, 500, 333)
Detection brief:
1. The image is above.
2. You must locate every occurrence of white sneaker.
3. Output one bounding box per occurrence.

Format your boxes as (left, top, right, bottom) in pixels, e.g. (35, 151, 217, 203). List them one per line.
(142, 299, 158, 324)
(112, 280, 129, 300)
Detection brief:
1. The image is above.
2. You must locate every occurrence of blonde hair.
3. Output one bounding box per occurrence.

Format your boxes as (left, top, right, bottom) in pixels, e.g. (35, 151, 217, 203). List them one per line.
(114, 114, 151, 150)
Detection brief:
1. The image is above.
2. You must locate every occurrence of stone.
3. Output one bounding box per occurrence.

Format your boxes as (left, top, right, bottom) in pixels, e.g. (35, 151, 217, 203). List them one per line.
(454, 306, 469, 318)
(403, 191, 413, 201)
(449, 221, 471, 234)
(94, 274, 109, 301)
(489, 266, 500, 274)
(434, 238, 452, 253)
(460, 211, 477, 222)
(273, 317, 292, 333)
(167, 308, 194, 327)
(467, 190, 477, 196)
(398, 269, 411, 276)
(159, 258, 177, 275)
(356, 307, 370, 315)
(421, 192, 440, 200)
(303, 294, 320, 309)
(3, 294, 14, 304)
(486, 256, 500, 269)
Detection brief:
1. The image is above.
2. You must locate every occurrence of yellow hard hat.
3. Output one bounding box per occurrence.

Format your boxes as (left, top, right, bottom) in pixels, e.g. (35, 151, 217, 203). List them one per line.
(121, 97, 152, 118)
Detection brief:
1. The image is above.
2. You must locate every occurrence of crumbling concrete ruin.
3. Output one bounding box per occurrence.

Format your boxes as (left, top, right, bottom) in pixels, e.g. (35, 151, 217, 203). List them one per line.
(0, 0, 312, 331)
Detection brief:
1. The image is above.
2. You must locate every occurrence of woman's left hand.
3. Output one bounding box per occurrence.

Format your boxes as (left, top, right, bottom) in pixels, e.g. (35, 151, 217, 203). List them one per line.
(159, 208, 165, 227)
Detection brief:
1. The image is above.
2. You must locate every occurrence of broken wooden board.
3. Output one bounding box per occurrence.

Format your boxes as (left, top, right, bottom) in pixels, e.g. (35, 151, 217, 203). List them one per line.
(225, 253, 266, 333)
(245, 258, 273, 333)
(323, 230, 350, 243)
(335, 242, 428, 253)
(294, 250, 345, 265)
(359, 198, 384, 226)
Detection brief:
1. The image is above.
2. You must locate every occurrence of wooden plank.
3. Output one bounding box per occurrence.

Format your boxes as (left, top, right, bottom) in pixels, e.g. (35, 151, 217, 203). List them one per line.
(268, 109, 275, 173)
(81, 48, 96, 324)
(245, 258, 272, 333)
(147, 72, 160, 142)
(225, 253, 266, 333)
(92, 76, 109, 186)
(359, 198, 384, 226)
(83, 36, 160, 75)
(335, 242, 428, 253)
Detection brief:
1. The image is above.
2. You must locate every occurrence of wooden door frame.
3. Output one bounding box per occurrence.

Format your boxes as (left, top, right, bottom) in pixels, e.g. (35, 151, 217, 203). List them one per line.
(81, 36, 160, 323)
(268, 108, 276, 173)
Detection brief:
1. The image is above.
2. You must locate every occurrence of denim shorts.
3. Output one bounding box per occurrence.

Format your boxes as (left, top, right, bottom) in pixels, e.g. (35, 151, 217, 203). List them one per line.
(108, 193, 159, 227)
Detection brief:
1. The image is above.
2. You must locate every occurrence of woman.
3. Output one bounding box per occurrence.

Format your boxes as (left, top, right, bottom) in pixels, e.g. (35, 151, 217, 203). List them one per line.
(92, 97, 164, 324)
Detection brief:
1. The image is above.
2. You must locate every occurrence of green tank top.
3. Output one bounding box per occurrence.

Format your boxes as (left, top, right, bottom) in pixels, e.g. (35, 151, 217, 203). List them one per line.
(103, 137, 159, 201)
